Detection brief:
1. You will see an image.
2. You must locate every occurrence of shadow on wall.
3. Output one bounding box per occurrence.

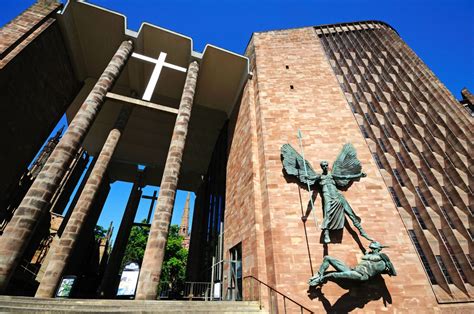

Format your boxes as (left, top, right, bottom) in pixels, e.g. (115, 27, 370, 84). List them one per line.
(307, 275, 392, 312)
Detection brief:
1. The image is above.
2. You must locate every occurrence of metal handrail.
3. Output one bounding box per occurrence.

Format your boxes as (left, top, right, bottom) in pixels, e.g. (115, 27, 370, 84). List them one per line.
(18, 259, 39, 279)
(157, 281, 211, 300)
(243, 275, 313, 313)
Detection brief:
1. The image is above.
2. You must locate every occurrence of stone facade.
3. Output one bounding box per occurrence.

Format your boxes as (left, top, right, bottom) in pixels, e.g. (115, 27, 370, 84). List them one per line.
(224, 27, 453, 312)
(315, 21, 472, 304)
(460, 88, 474, 115)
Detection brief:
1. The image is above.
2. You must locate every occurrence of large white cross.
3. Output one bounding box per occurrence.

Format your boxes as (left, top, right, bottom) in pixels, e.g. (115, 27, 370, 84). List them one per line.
(132, 52, 187, 101)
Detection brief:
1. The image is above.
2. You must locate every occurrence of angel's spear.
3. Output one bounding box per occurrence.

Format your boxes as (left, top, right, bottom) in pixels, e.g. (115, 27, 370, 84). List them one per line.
(297, 129, 319, 228)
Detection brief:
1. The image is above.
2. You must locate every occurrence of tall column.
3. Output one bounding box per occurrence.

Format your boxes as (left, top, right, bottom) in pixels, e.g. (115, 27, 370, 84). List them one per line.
(35, 157, 98, 283)
(35, 104, 133, 298)
(135, 61, 199, 300)
(98, 169, 145, 298)
(65, 175, 111, 274)
(0, 40, 133, 292)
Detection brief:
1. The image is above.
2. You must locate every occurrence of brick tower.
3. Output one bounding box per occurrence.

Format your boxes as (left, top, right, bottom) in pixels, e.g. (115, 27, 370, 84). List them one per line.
(189, 21, 473, 312)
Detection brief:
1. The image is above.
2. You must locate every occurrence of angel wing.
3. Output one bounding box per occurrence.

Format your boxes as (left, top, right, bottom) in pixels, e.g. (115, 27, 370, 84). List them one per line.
(332, 143, 365, 188)
(281, 144, 319, 187)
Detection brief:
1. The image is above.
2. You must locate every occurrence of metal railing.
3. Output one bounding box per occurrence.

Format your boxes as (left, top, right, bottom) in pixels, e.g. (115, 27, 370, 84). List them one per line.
(243, 276, 313, 313)
(18, 259, 40, 280)
(157, 281, 211, 300)
(184, 282, 211, 300)
(157, 282, 172, 299)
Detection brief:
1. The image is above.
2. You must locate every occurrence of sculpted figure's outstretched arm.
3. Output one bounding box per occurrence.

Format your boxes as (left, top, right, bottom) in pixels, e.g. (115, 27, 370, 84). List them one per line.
(307, 174, 322, 181)
(332, 172, 366, 180)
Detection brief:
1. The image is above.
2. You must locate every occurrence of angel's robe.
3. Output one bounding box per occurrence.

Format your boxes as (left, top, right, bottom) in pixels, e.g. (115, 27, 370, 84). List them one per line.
(319, 173, 359, 230)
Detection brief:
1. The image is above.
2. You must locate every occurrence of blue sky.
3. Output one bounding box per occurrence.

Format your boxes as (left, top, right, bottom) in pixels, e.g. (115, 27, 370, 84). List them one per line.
(1, 0, 473, 240)
(2, 1, 473, 95)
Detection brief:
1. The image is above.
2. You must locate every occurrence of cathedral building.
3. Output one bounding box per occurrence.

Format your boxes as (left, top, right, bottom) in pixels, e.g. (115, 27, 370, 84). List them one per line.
(0, 0, 472, 312)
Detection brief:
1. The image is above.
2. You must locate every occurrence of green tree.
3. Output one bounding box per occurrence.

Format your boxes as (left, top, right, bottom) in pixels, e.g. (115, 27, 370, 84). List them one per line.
(159, 225, 188, 294)
(94, 225, 107, 241)
(120, 222, 188, 296)
(121, 219, 150, 271)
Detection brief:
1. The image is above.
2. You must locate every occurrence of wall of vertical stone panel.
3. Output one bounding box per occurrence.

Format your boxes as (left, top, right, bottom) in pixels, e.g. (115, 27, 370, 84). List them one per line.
(316, 23, 473, 303)
(225, 38, 270, 289)
(224, 27, 440, 311)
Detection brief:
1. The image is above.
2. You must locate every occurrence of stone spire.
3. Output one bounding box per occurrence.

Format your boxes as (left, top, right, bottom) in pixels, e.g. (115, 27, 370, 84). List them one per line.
(29, 125, 64, 179)
(179, 192, 190, 239)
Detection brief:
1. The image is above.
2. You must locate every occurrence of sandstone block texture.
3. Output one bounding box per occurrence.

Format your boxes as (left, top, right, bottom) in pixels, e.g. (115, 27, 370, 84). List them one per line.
(224, 27, 442, 312)
(0, 40, 133, 293)
(135, 61, 199, 300)
(315, 22, 473, 304)
(35, 105, 132, 297)
(0, 0, 60, 63)
(0, 1, 80, 209)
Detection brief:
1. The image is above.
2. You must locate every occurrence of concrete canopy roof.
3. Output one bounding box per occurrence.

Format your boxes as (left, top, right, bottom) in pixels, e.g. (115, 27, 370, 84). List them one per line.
(57, 1, 249, 191)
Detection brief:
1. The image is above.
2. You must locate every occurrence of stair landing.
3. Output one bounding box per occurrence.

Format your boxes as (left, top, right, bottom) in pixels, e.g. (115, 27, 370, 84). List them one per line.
(0, 296, 266, 313)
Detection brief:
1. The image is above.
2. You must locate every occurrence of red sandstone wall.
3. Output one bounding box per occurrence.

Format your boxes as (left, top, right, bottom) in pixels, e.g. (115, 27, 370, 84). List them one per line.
(0, 0, 61, 67)
(0, 0, 80, 207)
(226, 38, 268, 283)
(225, 27, 441, 312)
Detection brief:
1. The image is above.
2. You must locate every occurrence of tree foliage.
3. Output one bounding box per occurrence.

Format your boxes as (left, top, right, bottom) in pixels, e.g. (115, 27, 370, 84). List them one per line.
(159, 225, 188, 292)
(121, 219, 150, 271)
(120, 221, 188, 296)
(94, 225, 108, 241)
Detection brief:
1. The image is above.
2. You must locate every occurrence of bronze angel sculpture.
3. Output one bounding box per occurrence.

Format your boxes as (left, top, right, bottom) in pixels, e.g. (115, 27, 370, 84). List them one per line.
(281, 143, 372, 244)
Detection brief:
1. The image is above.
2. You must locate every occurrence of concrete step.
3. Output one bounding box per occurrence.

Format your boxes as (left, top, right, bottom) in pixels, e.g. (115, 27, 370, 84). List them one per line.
(0, 296, 266, 313)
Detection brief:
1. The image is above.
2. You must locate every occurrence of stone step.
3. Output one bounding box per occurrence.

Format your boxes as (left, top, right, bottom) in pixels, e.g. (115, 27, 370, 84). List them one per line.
(0, 308, 263, 314)
(0, 297, 259, 306)
(0, 296, 266, 313)
(0, 303, 262, 310)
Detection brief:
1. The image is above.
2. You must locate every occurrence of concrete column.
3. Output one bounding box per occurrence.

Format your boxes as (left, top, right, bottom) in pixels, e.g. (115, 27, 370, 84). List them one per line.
(135, 61, 199, 300)
(0, 40, 133, 293)
(98, 169, 145, 298)
(35, 104, 133, 297)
